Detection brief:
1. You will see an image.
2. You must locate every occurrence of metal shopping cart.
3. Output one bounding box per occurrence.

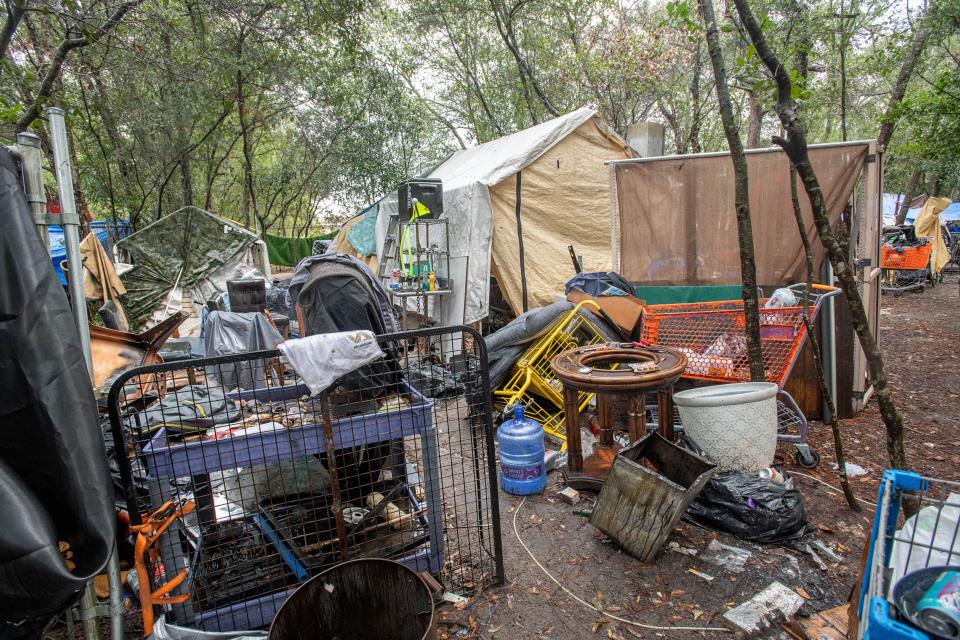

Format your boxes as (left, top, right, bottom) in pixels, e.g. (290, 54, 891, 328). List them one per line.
(858, 470, 960, 639)
(639, 282, 840, 467)
(881, 243, 933, 297)
(493, 300, 608, 443)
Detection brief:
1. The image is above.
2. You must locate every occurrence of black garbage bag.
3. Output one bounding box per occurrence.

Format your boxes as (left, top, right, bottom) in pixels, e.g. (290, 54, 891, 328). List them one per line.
(0, 147, 114, 632)
(685, 469, 809, 544)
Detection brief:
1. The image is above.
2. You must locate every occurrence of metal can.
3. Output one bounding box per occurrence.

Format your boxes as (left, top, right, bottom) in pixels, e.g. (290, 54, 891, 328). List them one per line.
(917, 570, 960, 639)
(758, 467, 786, 485)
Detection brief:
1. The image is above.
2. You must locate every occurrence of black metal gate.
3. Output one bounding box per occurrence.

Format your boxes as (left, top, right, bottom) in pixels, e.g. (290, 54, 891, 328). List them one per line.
(108, 325, 503, 632)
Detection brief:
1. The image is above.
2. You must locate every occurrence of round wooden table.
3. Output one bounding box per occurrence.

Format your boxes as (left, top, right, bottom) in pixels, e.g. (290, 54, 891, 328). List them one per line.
(549, 343, 687, 487)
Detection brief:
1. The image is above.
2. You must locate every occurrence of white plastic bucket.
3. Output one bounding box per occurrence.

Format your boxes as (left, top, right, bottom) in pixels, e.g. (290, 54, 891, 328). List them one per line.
(673, 382, 779, 472)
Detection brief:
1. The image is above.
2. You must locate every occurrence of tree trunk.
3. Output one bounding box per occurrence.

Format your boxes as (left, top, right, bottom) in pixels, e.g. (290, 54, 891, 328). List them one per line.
(733, 0, 908, 470)
(877, 24, 931, 149)
(698, 0, 766, 382)
(790, 166, 859, 511)
(180, 153, 194, 207)
(747, 90, 762, 148)
(895, 168, 922, 225)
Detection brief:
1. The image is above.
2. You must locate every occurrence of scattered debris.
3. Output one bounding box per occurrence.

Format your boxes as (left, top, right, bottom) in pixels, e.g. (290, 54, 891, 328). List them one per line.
(666, 541, 698, 556)
(787, 604, 849, 640)
(722, 581, 805, 635)
(687, 568, 715, 582)
(699, 539, 752, 574)
(802, 543, 829, 571)
(443, 592, 469, 609)
(558, 486, 581, 505)
(810, 539, 841, 564)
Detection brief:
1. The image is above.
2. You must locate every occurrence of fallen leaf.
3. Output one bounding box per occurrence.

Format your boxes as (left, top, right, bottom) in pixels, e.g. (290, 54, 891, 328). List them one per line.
(670, 589, 685, 598)
(794, 587, 812, 600)
(489, 626, 502, 634)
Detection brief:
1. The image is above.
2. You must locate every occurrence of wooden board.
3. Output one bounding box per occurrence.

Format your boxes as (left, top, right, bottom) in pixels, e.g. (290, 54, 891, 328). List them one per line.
(787, 603, 849, 640)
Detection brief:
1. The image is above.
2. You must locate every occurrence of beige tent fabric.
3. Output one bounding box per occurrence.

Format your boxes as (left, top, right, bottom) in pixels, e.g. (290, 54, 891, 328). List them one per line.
(913, 196, 951, 275)
(331, 214, 378, 272)
(614, 144, 869, 285)
(489, 118, 633, 313)
(80, 232, 129, 330)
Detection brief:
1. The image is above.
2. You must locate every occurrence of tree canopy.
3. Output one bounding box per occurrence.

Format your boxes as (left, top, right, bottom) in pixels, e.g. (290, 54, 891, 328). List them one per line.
(1, 0, 956, 235)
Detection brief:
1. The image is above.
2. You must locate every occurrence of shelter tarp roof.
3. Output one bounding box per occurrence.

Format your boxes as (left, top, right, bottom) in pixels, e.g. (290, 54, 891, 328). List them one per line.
(118, 207, 259, 329)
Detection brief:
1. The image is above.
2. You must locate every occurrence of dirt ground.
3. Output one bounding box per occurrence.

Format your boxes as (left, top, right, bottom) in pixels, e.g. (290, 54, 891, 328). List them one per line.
(440, 276, 960, 639)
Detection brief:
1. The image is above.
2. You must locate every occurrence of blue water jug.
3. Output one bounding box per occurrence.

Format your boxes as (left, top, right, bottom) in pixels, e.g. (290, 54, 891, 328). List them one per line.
(497, 404, 546, 495)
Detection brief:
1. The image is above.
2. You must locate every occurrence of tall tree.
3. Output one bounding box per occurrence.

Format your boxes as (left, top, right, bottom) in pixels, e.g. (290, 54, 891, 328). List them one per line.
(697, 0, 766, 382)
(732, 0, 909, 470)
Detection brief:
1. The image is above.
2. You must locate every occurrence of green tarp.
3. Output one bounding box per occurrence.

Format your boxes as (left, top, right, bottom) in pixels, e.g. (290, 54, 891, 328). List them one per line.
(633, 285, 745, 306)
(118, 207, 258, 329)
(265, 231, 337, 266)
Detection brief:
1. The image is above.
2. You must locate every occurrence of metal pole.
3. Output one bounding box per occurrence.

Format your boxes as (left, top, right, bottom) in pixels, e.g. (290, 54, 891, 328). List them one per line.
(15, 131, 50, 254)
(46, 106, 93, 376)
(106, 546, 124, 640)
(822, 261, 838, 417)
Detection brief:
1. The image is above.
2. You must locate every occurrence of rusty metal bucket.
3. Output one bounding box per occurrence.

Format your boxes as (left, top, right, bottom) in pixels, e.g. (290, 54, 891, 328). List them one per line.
(268, 558, 437, 640)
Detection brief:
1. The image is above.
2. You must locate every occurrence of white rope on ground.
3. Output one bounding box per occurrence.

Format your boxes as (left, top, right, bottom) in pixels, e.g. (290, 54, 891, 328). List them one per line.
(512, 496, 730, 634)
(790, 470, 876, 508)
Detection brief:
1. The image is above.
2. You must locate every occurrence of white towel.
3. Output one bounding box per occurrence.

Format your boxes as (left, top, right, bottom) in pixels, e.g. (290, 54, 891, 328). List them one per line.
(278, 331, 385, 395)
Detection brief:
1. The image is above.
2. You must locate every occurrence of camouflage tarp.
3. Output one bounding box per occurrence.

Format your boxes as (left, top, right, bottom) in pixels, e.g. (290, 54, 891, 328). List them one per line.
(118, 207, 259, 329)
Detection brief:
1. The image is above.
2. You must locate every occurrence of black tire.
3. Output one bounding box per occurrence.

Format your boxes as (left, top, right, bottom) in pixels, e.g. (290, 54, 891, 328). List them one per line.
(795, 449, 820, 469)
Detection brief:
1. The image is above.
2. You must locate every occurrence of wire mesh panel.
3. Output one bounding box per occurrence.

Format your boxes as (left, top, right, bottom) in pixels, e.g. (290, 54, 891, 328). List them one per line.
(108, 326, 503, 632)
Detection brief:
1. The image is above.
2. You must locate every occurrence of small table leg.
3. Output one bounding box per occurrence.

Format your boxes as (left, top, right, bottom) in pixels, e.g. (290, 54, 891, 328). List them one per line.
(563, 386, 583, 473)
(657, 387, 675, 440)
(628, 393, 645, 443)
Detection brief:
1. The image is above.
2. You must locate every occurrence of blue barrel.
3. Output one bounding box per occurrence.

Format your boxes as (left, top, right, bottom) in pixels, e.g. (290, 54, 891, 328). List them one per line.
(497, 404, 546, 495)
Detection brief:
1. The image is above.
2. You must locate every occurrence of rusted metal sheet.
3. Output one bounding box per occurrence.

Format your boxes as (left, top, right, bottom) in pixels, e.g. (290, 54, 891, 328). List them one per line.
(91, 312, 185, 396)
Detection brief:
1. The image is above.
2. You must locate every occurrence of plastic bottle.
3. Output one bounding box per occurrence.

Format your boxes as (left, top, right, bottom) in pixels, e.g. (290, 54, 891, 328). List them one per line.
(428, 271, 436, 291)
(497, 404, 546, 495)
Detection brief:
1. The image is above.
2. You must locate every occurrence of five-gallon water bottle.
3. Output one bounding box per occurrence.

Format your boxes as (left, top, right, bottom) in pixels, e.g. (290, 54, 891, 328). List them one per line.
(497, 404, 546, 495)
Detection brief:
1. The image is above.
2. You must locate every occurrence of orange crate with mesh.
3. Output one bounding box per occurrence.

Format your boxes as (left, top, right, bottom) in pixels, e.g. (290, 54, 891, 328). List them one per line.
(639, 285, 837, 386)
(881, 243, 932, 270)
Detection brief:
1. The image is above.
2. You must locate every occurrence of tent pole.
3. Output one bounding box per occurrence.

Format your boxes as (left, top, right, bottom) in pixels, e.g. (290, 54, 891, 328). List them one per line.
(516, 170, 528, 312)
(47, 106, 93, 377)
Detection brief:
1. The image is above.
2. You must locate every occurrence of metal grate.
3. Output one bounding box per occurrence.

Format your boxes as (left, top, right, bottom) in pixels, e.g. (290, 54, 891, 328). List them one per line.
(108, 326, 503, 632)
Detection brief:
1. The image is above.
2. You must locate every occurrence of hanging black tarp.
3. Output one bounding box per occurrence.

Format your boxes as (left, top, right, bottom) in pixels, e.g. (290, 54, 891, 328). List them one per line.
(0, 148, 114, 632)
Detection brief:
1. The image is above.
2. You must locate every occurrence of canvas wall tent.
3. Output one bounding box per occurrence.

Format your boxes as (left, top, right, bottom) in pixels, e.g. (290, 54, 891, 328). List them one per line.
(329, 107, 635, 325)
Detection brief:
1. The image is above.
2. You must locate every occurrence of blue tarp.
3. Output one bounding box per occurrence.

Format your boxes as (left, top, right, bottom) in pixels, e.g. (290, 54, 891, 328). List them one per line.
(48, 219, 131, 285)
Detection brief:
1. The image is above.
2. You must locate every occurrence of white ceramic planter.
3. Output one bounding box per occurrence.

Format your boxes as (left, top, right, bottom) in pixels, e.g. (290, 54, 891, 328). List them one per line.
(673, 382, 779, 472)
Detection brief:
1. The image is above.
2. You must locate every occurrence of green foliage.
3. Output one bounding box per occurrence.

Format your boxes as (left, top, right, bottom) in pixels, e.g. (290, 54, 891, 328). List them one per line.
(0, 0, 955, 238)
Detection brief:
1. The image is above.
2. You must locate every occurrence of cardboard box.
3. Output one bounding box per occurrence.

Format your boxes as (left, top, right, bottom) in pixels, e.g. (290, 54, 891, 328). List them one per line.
(566, 289, 645, 335)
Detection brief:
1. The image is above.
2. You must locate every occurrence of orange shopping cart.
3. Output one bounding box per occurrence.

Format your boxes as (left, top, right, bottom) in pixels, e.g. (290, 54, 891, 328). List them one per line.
(639, 282, 840, 468)
(880, 242, 932, 297)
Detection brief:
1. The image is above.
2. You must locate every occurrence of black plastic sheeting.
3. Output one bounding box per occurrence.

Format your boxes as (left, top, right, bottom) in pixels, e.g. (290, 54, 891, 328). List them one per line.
(0, 148, 114, 631)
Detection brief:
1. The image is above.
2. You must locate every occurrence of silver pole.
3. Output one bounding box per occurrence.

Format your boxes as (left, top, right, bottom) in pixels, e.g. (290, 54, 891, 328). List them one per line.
(46, 106, 93, 376)
(15, 131, 50, 253)
(106, 546, 124, 640)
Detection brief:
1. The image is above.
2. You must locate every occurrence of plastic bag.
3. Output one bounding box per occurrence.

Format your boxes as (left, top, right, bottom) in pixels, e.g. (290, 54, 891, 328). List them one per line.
(764, 287, 798, 308)
(888, 491, 960, 595)
(685, 469, 809, 543)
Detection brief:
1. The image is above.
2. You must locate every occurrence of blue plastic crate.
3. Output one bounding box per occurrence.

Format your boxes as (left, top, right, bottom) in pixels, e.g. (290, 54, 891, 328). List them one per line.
(859, 470, 960, 639)
(141, 383, 433, 478)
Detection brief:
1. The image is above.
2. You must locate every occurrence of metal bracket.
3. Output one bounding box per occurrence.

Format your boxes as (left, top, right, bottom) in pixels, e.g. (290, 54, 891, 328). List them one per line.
(864, 154, 877, 164)
(35, 213, 64, 226)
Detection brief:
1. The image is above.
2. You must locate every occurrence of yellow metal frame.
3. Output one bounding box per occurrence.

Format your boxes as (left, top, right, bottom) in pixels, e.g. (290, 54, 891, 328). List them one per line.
(493, 300, 605, 444)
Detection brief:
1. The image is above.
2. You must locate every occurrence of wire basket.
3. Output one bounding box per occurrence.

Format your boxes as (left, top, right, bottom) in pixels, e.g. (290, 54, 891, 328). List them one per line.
(108, 325, 503, 632)
(881, 244, 933, 271)
(493, 301, 608, 442)
(859, 470, 960, 639)
(639, 284, 837, 386)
